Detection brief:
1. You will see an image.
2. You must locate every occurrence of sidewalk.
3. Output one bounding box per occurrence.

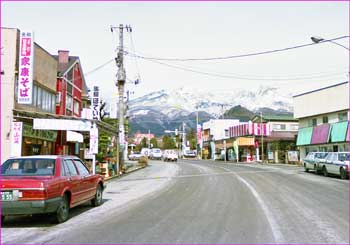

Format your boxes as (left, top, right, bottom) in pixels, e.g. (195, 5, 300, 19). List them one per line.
(104, 161, 146, 181)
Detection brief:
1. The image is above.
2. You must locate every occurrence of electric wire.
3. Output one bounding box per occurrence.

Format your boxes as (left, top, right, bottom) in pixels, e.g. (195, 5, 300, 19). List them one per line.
(126, 35, 349, 61)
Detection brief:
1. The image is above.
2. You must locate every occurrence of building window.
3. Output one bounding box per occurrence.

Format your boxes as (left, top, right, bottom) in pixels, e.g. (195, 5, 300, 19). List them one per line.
(224, 129, 229, 137)
(338, 112, 347, 122)
(311, 118, 317, 126)
(273, 124, 286, 130)
(322, 116, 328, 124)
(74, 100, 80, 115)
(66, 94, 73, 111)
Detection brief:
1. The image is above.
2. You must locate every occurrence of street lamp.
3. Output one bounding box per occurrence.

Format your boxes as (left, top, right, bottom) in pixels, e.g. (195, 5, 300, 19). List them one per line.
(311, 36, 350, 51)
(311, 36, 350, 121)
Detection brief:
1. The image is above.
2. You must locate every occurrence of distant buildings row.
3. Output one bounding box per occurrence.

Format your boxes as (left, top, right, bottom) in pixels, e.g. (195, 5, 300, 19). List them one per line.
(200, 81, 349, 163)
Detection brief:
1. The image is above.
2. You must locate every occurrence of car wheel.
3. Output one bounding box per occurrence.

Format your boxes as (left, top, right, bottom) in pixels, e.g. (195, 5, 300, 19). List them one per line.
(91, 184, 103, 207)
(55, 194, 69, 223)
(340, 168, 348, 180)
(314, 165, 319, 174)
(1, 215, 5, 224)
(323, 166, 328, 177)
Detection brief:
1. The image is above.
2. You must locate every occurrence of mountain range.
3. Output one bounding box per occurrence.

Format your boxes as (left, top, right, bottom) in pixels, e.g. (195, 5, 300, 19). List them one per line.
(126, 86, 294, 136)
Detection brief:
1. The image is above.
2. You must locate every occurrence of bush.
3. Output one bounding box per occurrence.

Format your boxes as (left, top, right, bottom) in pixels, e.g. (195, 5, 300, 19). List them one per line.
(138, 156, 149, 167)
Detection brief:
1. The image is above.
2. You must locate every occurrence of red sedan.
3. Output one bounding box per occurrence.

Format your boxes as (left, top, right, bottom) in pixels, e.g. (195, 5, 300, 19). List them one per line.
(1, 155, 105, 223)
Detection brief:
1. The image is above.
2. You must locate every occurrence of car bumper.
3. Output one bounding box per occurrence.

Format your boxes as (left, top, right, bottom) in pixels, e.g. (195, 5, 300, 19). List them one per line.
(2, 197, 62, 215)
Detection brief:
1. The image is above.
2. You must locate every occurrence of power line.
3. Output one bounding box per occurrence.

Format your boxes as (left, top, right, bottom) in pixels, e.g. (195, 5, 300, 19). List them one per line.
(138, 56, 347, 81)
(126, 35, 349, 61)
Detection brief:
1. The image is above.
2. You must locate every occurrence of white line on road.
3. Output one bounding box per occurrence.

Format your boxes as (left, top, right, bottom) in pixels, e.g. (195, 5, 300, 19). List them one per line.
(216, 165, 285, 244)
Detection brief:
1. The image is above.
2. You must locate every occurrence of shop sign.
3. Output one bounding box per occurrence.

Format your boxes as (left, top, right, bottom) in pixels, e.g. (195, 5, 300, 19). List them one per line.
(23, 124, 57, 142)
(287, 151, 299, 162)
(90, 126, 98, 154)
(268, 151, 274, 160)
(34, 119, 91, 131)
(197, 124, 202, 145)
(18, 31, 34, 104)
(92, 85, 100, 120)
(10, 122, 23, 157)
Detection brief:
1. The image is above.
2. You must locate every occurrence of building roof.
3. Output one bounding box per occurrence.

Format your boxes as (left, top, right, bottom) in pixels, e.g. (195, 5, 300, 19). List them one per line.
(293, 81, 348, 98)
(251, 114, 297, 122)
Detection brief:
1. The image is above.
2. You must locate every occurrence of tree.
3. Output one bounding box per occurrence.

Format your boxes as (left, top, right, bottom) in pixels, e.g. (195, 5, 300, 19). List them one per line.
(141, 137, 148, 148)
(150, 138, 158, 148)
(187, 128, 197, 149)
(162, 135, 176, 149)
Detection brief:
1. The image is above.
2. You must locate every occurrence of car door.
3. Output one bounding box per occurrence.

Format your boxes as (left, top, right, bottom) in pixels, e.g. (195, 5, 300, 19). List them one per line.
(73, 159, 95, 199)
(63, 159, 83, 205)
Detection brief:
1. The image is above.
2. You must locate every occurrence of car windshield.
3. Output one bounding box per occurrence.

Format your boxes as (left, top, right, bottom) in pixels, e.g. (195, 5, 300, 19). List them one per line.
(315, 152, 328, 159)
(1, 158, 55, 176)
(339, 153, 350, 161)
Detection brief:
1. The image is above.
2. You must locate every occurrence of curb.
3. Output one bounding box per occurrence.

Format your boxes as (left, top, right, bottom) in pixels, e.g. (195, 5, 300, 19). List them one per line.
(104, 165, 147, 182)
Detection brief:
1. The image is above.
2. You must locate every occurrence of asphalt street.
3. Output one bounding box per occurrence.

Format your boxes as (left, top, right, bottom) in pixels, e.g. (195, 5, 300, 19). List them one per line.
(1, 160, 349, 244)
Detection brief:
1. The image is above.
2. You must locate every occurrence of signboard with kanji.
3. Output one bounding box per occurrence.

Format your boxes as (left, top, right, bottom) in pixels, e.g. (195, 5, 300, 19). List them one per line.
(18, 31, 34, 104)
(92, 85, 100, 120)
(10, 122, 23, 157)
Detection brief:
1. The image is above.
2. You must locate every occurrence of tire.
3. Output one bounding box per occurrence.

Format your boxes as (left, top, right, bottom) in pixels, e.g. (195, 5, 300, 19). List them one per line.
(55, 194, 69, 223)
(1, 215, 5, 224)
(314, 165, 319, 175)
(340, 167, 348, 180)
(91, 184, 103, 207)
(323, 166, 328, 177)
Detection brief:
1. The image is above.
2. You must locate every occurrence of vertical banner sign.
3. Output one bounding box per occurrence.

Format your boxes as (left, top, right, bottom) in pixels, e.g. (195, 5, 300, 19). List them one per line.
(18, 31, 34, 104)
(92, 85, 100, 120)
(197, 124, 202, 145)
(10, 122, 23, 157)
(89, 126, 99, 154)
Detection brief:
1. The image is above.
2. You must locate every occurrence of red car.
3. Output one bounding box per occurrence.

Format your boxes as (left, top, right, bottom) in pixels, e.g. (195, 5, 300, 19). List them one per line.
(1, 155, 105, 223)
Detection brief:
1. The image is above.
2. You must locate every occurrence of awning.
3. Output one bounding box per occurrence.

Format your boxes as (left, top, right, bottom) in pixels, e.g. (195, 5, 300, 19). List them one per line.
(330, 121, 348, 143)
(311, 124, 330, 145)
(296, 127, 313, 146)
(236, 137, 255, 146)
(67, 131, 83, 143)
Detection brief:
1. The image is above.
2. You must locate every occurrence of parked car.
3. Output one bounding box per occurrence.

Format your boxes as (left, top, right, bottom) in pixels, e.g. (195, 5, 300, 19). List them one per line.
(140, 148, 151, 157)
(128, 152, 143, 161)
(319, 152, 350, 179)
(150, 148, 162, 160)
(163, 150, 178, 162)
(303, 152, 328, 174)
(1, 155, 105, 223)
(183, 150, 197, 159)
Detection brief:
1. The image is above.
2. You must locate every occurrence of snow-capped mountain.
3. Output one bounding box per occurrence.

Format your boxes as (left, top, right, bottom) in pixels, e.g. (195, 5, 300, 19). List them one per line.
(128, 85, 293, 119)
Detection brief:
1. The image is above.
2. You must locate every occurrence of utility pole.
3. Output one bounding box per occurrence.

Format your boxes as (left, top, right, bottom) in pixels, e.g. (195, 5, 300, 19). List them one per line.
(182, 122, 186, 158)
(111, 24, 128, 173)
(260, 112, 264, 163)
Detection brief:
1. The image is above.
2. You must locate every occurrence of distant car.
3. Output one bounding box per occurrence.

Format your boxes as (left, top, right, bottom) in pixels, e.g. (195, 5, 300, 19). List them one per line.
(140, 148, 151, 157)
(150, 148, 162, 160)
(303, 152, 328, 174)
(319, 152, 350, 179)
(128, 152, 143, 161)
(1, 155, 105, 223)
(183, 150, 197, 158)
(163, 150, 178, 162)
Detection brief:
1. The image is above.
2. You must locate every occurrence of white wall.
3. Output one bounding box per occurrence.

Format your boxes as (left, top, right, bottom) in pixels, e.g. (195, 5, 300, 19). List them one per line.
(1, 28, 18, 162)
(203, 119, 239, 141)
(294, 82, 349, 119)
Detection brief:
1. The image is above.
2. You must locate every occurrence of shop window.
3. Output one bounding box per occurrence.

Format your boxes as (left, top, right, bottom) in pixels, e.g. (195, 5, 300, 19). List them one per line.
(37, 87, 42, 108)
(51, 95, 56, 112)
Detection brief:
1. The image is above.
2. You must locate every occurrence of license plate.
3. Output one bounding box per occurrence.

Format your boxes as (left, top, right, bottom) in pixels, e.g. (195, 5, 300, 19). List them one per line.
(1, 191, 13, 201)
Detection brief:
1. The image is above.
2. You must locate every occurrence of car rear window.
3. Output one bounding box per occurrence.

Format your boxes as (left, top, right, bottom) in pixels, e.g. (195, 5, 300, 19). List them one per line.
(2, 158, 55, 176)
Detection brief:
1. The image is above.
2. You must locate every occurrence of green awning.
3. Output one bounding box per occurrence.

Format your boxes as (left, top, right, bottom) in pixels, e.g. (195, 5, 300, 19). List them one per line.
(330, 121, 348, 142)
(296, 127, 313, 146)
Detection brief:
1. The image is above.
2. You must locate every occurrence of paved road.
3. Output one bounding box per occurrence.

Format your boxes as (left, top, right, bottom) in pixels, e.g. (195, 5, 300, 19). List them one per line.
(2, 160, 349, 244)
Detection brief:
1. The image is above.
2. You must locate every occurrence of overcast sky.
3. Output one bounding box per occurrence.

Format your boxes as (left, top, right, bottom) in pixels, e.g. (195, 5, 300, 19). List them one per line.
(2, 2, 349, 102)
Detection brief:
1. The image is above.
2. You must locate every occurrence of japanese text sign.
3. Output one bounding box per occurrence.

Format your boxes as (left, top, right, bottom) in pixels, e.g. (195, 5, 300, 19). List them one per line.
(18, 31, 34, 104)
(10, 122, 23, 157)
(91, 85, 100, 120)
